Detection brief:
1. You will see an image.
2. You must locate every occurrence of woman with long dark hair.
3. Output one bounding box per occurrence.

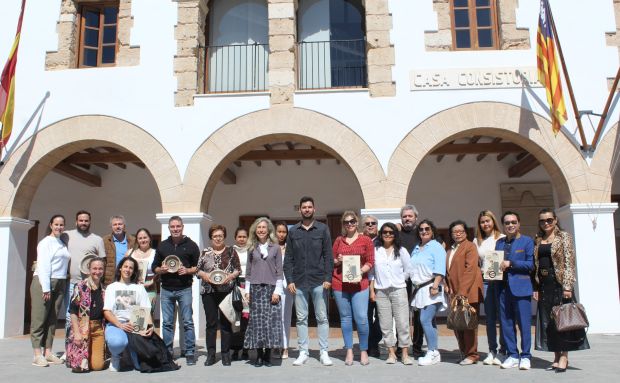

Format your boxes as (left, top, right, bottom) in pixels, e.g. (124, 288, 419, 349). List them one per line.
(275, 222, 294, 359)
(126, 228, 157, 311)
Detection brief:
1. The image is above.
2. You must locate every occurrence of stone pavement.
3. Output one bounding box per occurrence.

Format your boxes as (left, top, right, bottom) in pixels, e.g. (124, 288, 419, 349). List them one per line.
(1, 329, 617, 383)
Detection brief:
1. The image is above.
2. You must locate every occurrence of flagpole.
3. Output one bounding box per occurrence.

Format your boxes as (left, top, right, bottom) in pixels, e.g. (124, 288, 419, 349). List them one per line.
(590, 67, 620, 151)
(547, 2, 588, 149)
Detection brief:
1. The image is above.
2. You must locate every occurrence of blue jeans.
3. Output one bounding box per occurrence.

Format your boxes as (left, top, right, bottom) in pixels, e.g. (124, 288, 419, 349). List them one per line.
(295, 285, 329, 353)
(333, 289, 369, 350)
(484, 281, 506, 354)
(419, 303, 441, 351)
(160, 287, 195, 355)
(105, 324, 140, 369)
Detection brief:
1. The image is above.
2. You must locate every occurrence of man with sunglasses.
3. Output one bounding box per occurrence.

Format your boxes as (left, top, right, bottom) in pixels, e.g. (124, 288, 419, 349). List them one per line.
(362, 215, 381, 358)
(495, 211, 534, 371)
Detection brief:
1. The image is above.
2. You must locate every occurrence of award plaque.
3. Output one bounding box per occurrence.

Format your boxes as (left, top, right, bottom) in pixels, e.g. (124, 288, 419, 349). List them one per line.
(129, 306, 153, 334)
(209, 270, 227, 285)
(163, 255, 181, 273)
(483, 250, 504, 281)
(79, 254, 97, 275)
(342, 255, 362, 283)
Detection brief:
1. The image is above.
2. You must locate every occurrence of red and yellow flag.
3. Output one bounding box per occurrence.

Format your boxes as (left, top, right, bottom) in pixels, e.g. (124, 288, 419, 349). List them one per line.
(1, 0, 26, 151)
(536, 0, 567, 135)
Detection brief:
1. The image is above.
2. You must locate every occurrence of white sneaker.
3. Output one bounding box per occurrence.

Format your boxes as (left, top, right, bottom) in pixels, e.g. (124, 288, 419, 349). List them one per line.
(493, 354, 503, 366)
(519, 358, 531, 370)
(418, 350, 440, 366)
(483, 352, 495, 365)
(108, 357, 120, 372)
(319, 351, 333, 366)
(293, 351, 309, 366)
(500, 356, 519, 369)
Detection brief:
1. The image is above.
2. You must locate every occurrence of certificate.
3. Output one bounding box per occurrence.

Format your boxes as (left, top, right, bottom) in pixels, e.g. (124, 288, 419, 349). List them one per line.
(342, 255, 361, 283)
(482, 250, 504, 281)
(129, 306, 153, 334)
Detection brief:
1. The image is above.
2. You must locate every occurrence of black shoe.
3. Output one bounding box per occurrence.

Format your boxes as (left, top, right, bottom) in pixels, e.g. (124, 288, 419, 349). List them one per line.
(241, 349, 249, 360)
(186, 354, 196, 366)
(368, 348, 381, 358)
(222, 353, 231, 366)
(204, 353, 216, 366)
(231, 350, 240, 361)
(263, 349, 272, 367)
(255, 349, 264, 367)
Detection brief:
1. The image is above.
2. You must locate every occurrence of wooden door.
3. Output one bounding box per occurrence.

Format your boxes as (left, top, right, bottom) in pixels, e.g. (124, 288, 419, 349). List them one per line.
(23, 220, 39, 333)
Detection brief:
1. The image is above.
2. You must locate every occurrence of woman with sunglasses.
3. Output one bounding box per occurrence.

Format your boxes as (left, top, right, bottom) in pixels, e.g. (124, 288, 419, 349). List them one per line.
(474, 210, 506, 365)
(409, 219, 446, 366)
(370, 222, 412, 365)
(332, 211, 375, 365)
(533, 208, 589, 373)
(445, 220, 484, 365)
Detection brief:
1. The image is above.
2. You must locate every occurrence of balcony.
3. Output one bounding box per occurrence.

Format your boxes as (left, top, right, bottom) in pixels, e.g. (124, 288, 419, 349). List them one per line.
(206, 43, 268, 93)
(297, 39, 367, 90)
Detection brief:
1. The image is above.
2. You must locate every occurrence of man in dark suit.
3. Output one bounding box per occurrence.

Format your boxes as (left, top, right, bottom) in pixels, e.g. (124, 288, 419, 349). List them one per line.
(495, 211, 534, 370)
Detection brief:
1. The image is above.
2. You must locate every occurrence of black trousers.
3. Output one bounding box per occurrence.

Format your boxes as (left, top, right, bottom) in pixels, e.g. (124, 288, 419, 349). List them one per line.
(367, 300, 382, 351)
(202, 292, 232, 355)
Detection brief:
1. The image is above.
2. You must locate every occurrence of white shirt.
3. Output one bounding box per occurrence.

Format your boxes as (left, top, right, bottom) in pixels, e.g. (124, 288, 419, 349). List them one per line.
(34, 236, 70, 292)
(475, 234, 505, 265)
(234, 245, 249, 278)
(371, 246, 411, 290)
(104, 281, 151, 322)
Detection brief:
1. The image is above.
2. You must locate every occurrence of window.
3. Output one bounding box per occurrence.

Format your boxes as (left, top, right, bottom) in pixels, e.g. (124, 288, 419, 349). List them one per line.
(78, 2, 119, 67)
(451, 0, 499, 50)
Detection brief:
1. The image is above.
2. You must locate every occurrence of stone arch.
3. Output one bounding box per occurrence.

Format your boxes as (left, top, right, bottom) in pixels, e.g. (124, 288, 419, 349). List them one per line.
(387, 102, 592, 207)
(592, 122, 620, 201)
(0, 115, 182, 218)
(183, 107, 385, 212)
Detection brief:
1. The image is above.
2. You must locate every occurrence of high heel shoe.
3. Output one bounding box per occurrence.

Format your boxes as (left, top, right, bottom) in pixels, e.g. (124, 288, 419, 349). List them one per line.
(556, 362, 568, 373)
(546, 364, 558, 371)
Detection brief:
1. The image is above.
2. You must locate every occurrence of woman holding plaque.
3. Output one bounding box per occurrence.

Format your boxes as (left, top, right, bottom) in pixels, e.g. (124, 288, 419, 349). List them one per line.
(243, 218, 283, 367)
(409, 219, 446, 366)
(231, 227, 250, 361)
(195, 224, 241, 366)
(444, 220, 484, 365)
(533, 208, 589, 373)
(103, 257, 152, 371)
(370, 222, 413, 365)
(275, 222, 294, 359)
(474, 210, 506, 365)
(125, 228, 157, 312)
(332, 211, 375, 366)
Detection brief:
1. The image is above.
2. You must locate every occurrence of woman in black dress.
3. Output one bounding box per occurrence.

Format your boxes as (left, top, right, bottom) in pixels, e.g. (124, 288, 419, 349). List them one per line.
(533, 208, 589, 373)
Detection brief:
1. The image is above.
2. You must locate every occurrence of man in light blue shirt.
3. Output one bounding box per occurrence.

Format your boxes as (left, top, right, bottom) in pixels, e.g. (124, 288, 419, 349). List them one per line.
(103, 215, 135, 284)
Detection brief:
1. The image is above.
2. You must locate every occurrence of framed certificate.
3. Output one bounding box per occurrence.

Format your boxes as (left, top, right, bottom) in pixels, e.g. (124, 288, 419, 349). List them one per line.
(342, 255, 361, 283)
(483, 250, 504, 281)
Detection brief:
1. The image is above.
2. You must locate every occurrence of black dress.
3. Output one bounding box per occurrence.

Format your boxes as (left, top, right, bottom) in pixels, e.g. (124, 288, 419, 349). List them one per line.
(535, 243, 589, 352)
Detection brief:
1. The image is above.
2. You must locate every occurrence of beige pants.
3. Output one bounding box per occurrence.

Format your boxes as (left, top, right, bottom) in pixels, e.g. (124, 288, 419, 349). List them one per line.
(30, 276, 66, 349)
(375, 287, 411, 348)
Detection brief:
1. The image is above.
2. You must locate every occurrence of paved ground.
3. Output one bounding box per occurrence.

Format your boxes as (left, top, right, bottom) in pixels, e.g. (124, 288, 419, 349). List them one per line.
(1, 328, 617, 383)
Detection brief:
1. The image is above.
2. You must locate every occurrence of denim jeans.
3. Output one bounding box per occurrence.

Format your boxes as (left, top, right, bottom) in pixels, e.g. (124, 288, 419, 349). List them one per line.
(419, 303, 441, 351)
(160, 287, 195, 355)
(333, 288, 369, 350)
(104, 324, 140, 370)
(295, 285, 329, 353)
(484, 281, 506, 354)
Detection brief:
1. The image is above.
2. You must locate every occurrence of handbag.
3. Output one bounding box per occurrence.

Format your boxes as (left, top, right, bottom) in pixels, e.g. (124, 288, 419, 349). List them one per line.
(551, 300, 589, 332)
(446, 295, 478, 331)
(231, 280, 243, 312)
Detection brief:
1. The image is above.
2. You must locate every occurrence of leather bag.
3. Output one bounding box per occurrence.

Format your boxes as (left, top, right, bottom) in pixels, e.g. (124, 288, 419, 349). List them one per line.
(552, 301, 589, 332)
(446, 295, 478, 331)
(231, 280, 243, 312)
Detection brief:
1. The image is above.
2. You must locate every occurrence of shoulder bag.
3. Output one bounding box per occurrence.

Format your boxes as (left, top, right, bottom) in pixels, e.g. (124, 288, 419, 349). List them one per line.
(446, 295, 478, 331)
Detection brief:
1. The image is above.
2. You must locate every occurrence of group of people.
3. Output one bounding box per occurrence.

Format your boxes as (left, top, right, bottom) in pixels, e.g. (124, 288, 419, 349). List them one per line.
(28, 197, 588, 373)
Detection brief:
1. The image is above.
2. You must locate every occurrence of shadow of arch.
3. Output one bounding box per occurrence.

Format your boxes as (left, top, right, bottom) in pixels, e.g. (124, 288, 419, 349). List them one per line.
(0, 115, 182, 218)
(387, 102, 586, 207)
(183, 107, 385, 212)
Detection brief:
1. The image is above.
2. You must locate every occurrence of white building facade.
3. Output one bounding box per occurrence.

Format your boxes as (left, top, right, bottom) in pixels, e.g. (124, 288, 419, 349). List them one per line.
(0, 0, 619, 337)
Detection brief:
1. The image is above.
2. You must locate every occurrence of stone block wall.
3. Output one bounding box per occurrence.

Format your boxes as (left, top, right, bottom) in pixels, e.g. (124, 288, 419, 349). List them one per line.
(45, 0, 140, 70)
(366, 0, 396, 97)
(606, 0, 620, 90)
(425, 0, 530, 51)
(268, 0, 297, 106)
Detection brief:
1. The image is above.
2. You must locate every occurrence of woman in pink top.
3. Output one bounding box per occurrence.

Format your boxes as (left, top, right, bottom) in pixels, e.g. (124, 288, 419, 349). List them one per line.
(332, 211, 375, 366)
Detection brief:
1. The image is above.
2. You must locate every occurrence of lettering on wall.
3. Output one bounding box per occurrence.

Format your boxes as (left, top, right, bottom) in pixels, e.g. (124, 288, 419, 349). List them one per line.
(410, 67, 542, 91)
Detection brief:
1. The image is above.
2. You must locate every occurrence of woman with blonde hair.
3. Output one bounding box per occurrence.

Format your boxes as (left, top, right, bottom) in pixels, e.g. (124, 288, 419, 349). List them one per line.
(243, 217, 283, 367)
(332, 211, 375, 366)
(474, 210, 505, 365)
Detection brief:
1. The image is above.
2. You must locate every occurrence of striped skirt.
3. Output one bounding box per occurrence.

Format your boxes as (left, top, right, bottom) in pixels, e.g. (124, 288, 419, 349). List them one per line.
(243, 284, 283, 349)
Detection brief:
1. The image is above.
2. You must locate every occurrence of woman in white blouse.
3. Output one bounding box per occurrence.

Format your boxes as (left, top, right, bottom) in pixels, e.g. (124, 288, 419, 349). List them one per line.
(474, 210, 505, 365)
(369, 222, 412, 365)
(30, 214, 71, 367)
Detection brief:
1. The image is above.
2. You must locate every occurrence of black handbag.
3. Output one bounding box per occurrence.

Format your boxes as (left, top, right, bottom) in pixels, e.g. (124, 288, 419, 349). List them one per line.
(446, 295, 478, 331)
(231, 280, 243, 312)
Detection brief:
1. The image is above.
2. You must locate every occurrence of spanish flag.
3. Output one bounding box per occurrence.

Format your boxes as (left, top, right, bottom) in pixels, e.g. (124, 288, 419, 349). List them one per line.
(1, 0, 26, 151)
(537, 0, 567, 135)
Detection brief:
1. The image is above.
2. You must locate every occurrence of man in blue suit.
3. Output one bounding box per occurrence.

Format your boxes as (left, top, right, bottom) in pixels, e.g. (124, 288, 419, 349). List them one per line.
(495, 211, 534, 370)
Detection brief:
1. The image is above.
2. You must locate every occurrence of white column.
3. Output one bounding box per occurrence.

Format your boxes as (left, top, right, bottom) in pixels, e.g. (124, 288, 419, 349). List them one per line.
(156, 213, 212, 341)
(360, 208, 401, 227)
(556, 203, 620, 334)
(0, 217, 34, 338)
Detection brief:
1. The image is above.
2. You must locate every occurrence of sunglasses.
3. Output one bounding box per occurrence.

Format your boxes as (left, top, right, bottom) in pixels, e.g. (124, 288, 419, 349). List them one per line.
(343, 219, 357, 226)
(418, 226, 432, 232)
(503, 220, 518, 225)
(539, 218, 555, 225)
(364, 222, 377, 226)
(381, 231, 395, 236)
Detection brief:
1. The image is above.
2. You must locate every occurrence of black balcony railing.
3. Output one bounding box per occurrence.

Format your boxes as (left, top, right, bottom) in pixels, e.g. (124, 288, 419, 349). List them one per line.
(206, 43, 268, 93)
(297, 39, 367, 90)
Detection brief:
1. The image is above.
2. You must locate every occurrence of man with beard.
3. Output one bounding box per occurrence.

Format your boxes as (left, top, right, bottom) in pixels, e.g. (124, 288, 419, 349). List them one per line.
(103, 215, 136, 284)
(283, 196, 334, 366)
(362, 215, 381, 358)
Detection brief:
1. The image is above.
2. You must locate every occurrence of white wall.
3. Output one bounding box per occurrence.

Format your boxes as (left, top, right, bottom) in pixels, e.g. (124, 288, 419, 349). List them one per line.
(29, 166, 162, 241)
